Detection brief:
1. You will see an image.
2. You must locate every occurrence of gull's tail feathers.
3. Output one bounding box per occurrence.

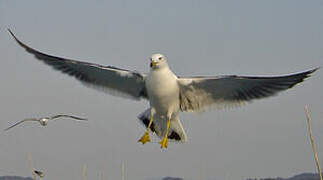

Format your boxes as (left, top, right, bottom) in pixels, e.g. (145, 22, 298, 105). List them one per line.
(168, 116, 187, 143)
(138, 109, 187, 143)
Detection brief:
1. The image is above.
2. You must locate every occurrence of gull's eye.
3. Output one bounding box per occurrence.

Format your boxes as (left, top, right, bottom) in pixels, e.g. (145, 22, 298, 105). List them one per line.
(158, 57, 163, 60)
(150, 58, 153, 61)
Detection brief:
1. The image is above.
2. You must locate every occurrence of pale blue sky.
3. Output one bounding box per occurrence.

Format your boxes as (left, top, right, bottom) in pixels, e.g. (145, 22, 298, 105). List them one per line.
(0, 0, 322, 180)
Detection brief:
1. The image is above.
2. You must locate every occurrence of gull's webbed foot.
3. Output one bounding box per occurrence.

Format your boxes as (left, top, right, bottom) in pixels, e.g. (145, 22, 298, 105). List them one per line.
(138, 131, 150, 144)
(159, 136, 168, 149)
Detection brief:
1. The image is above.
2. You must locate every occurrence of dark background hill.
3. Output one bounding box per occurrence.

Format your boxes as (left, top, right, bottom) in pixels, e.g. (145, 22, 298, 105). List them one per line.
(1, 172, 321, 180)
(247, 172, 322, 180)
(0, 177, 32, 180)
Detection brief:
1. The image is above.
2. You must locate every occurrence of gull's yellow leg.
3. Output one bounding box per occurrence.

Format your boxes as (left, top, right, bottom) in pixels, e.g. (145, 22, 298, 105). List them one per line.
(160, 118, 171, 149)
(138, 115, 154, 144)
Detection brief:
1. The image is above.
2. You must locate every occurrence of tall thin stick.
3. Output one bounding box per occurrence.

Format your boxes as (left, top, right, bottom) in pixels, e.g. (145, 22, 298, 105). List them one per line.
(305, 105, 322, 180)
(27, 152, 36, 180)
(101, 171, 104, 180)
(82, 164, 87, 180)
(121, 162, 125, 180)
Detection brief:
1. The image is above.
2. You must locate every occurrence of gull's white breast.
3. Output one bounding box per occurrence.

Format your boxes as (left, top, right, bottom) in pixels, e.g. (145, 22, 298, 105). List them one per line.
(146, 68, 180, 116)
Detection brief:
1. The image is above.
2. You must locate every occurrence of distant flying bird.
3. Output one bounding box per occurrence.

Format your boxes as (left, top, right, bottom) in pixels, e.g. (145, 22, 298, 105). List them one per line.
(34, 170, 45, 178)
(4, 114, 87, 131)
(8, 29, 318, 148)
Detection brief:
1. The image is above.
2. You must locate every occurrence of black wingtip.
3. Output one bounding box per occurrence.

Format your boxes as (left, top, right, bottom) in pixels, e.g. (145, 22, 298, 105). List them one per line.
(303, 67, 319, 78)
(8, 28, 16, 40)
(7, 29, 26, 48)
(7, 28, 12, 34)
(71, 115, 88, 121)
(312, 67, 320, 73)
(287, 67, 319, 88)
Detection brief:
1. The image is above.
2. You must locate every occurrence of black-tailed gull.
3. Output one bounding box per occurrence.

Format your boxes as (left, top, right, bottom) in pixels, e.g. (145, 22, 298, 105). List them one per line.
(5, 114, 87, 131)
(8, 29, 318, 148)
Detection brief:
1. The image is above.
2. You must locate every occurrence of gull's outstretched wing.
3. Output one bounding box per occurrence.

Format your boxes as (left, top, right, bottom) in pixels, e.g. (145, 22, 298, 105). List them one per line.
(4, 118, 39, 131)
(50, 114, 87, 121)
(178, 68, 318, 112)
(8, 30, 147, 100)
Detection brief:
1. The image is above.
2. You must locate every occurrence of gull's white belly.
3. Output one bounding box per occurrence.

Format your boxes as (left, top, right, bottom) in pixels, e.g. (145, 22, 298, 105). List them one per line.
(146, 69, 180, 116)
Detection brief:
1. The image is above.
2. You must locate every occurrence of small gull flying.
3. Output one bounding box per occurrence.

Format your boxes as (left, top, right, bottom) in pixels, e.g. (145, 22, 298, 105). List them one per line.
(34, 170, 45, 178)
(5, 114, 87, 131)
(8, 29, 318, 148)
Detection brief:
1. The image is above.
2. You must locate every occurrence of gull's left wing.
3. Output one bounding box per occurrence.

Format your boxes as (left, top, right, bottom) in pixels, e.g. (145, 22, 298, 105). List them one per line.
(178, 68, 318, 112)
(9, 29, 147, 100)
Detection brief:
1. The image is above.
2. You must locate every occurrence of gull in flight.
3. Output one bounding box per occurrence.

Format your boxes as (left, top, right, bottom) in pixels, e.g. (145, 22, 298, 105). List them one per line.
(34, 170, 45, 178)
(5, 114, 88, 131)
(8, 30, 318, 148)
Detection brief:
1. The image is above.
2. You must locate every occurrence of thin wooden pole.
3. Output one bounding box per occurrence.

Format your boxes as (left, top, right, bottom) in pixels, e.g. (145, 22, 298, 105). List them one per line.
(27, 152, 36, 180)
(101, 171, 104, 180)
(305, 105, 322, 180)
(82, 164, 87, 180)
(121, 162, 125, 180)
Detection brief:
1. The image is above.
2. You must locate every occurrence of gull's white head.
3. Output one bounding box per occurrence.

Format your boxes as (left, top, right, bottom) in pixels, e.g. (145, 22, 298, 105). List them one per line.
(150, 53, 168, 69)
(39, 118, 49, 126)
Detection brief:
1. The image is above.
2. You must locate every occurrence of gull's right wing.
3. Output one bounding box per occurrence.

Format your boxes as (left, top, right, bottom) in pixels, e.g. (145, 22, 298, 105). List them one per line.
(9, 30, 148, 100)
(4, 118, 39, 131)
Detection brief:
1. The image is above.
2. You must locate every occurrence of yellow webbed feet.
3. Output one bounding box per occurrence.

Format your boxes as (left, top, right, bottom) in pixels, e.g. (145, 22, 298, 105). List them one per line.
(159, 137, 168, 149)
(138, 131, 151, 144)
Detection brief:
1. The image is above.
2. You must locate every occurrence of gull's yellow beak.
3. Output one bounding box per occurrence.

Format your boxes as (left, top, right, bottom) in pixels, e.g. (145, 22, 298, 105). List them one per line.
(150, 61, 158, 67)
